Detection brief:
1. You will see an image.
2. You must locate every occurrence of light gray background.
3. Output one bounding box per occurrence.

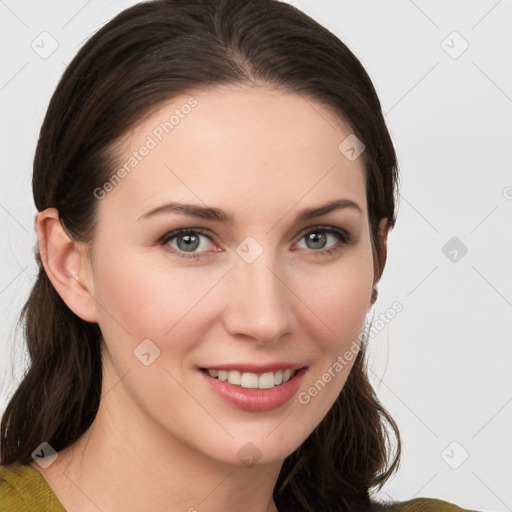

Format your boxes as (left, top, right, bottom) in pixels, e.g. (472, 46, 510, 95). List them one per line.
(1, 1, 511, 510)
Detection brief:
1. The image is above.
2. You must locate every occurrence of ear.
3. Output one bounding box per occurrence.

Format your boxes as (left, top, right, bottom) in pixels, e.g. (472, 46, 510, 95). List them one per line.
(35, 208, 99, 323)
(371, 218, 391, 306)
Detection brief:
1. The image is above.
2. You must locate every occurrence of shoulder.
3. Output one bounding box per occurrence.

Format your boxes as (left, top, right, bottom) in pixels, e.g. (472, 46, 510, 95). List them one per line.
(370, 497, 480, 512)
(0, 463, 66, 511)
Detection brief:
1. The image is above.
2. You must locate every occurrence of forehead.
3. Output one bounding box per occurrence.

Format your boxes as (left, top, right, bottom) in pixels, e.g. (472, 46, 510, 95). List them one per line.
(101, 85, 367, 224)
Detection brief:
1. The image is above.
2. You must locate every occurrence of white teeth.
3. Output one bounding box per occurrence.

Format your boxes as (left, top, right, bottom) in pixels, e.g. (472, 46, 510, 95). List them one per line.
(206, 368, 297, 389)
(227, 370, 241, 385)
(240, 372, 259, 389)
(258, 372, 275, 389)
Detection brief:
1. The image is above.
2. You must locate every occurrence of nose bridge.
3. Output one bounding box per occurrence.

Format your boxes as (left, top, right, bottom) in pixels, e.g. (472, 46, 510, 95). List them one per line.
(224, 250, 292, 343)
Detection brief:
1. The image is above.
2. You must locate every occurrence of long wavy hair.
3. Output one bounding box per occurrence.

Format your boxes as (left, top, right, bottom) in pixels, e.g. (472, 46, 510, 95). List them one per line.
(1, 1, 401, 510)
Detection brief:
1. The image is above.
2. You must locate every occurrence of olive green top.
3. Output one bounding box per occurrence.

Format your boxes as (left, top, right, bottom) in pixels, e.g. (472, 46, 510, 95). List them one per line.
(0, 463, 478, 512)
(1, 464, 66, 511)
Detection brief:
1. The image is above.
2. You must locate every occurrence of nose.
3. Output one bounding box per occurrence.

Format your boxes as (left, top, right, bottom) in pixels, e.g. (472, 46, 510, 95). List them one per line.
(222, 253, 293, 345)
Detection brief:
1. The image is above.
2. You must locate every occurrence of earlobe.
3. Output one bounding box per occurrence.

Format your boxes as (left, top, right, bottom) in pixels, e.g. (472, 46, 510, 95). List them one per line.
(35, 208, 99, 323)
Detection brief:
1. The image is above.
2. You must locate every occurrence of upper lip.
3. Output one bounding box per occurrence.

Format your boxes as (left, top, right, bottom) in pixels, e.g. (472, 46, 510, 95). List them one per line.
(200, 362, 306, 373)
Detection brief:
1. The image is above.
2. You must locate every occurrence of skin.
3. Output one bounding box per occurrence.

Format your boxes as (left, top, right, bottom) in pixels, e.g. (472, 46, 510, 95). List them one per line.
(33, 84, 389, 512)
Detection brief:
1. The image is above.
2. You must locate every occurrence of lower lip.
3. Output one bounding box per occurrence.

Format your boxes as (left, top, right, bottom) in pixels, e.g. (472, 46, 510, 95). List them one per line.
(200, 368, 306, 412)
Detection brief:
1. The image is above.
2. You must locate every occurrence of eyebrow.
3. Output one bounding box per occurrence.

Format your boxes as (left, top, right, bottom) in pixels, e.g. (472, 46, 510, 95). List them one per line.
(137, 198, 362, 224)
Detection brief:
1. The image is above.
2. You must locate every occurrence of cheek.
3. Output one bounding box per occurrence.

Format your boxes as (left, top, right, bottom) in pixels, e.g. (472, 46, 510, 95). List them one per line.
(293, 249, 374, 348)
(92, 247, 227, 348)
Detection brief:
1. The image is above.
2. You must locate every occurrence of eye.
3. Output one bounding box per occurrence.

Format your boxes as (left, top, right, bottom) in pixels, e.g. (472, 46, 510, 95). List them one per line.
(159, 229, 216, 259)
(295, 226, 354, 256)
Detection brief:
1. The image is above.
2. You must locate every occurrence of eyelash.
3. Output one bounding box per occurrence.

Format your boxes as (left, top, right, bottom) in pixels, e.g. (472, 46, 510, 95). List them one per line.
(158, 226, 354, 260)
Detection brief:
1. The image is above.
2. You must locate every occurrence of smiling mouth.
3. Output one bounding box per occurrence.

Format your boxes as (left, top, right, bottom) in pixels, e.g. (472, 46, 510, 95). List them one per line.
(201, 368, 298, 390)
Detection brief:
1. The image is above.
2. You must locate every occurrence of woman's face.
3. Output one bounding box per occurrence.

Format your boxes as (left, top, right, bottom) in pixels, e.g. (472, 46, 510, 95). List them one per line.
(84, 85, 377, 466)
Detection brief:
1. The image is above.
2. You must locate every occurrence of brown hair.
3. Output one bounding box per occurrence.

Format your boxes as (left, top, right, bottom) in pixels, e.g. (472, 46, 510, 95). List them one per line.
(1, 1, 401, 510)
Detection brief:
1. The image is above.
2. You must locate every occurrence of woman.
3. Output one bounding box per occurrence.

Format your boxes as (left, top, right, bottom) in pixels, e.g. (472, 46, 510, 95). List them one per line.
(0, 0, 478, 511)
